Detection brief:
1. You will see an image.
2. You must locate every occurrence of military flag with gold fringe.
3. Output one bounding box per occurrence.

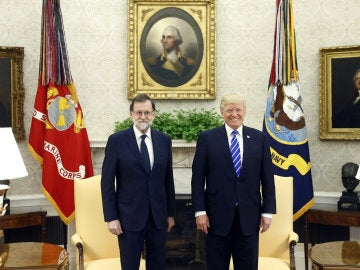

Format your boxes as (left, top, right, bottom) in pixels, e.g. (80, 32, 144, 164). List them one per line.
(263, 0, 314, 220)
(28, 0, 93, 224)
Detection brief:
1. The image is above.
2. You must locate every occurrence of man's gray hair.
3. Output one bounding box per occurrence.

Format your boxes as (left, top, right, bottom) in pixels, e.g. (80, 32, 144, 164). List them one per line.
(163, 26, 183, 45)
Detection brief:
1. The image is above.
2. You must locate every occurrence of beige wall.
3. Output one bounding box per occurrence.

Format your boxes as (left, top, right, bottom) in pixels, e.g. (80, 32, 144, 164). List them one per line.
(1, 0, 360, 197)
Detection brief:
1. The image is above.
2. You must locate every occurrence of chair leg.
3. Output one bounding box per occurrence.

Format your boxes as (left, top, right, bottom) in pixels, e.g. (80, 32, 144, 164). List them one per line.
(76, 242, 84, 270)
(289, 240, 297, 270)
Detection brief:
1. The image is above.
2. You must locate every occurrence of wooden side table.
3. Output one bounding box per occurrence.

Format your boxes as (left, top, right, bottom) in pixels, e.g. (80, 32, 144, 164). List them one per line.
(0, 242, 68, 269)
(309, 241, 360, 269)
(304, 204, 360, 270)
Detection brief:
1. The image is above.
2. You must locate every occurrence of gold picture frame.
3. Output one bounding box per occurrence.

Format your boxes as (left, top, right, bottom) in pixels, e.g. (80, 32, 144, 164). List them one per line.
(320, 45, 360, 140)
(128, 0, 216, 99)
(0, 46, 25, 140)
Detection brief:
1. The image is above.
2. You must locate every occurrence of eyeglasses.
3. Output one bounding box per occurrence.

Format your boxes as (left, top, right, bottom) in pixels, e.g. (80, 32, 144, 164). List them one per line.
(132, 111, 154, 118)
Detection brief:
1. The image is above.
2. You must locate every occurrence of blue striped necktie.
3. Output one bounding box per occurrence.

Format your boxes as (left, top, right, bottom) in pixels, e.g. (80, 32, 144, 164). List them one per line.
(230, 130, 241, 176)
(140, 134, 151, 174)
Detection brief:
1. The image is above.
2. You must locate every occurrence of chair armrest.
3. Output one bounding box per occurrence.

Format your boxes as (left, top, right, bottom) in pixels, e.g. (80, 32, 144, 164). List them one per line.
(288, 231, 299, 245)
(71, 234, 84, 270)
(288, 232, 299, 270)
(71, 233, 84, 245)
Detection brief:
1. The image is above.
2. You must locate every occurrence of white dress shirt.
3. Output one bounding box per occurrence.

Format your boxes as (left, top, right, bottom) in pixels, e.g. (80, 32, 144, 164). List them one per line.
(224, 123, 243, 166)
(133, 126, 154, 169)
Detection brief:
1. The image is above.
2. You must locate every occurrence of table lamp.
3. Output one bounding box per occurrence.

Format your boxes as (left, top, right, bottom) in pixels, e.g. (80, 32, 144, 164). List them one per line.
(0, 127, 28, 215)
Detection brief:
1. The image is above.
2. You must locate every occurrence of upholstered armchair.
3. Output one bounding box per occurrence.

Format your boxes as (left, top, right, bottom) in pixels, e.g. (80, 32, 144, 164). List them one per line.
(258, 175, 298, 270)
(71, 175, 145, 270)
(230, 175, 298, 270)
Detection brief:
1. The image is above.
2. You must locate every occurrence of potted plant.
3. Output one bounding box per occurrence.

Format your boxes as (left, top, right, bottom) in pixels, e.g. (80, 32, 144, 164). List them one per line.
(114, 108, 223, 142)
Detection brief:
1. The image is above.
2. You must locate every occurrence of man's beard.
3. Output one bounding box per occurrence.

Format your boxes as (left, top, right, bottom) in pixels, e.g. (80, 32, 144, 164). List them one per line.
(135, 120, 151, 131)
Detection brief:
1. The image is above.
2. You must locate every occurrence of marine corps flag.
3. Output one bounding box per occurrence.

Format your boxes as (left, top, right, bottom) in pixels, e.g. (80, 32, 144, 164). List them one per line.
(263, 0, 314, 220)
(28, 0, 93, 224)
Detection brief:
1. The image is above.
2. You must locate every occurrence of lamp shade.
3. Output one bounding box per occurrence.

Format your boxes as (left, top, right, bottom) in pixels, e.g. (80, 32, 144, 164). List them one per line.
(0, 127, 28, 180)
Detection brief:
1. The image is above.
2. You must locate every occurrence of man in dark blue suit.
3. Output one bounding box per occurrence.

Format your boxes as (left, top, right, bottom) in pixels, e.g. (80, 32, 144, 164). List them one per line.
(191, 94, 276, 270)
(101, 94, 175, 270)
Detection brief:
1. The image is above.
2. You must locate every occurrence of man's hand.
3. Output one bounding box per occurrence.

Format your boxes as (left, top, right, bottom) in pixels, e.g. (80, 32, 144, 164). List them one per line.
(259, 216, 272, 233)
(196, 214, 210, 234)
(167, 217, 175, 232)
(107, 219, 123, 235)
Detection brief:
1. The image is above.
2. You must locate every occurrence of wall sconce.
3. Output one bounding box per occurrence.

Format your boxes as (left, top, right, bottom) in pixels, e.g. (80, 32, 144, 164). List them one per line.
(0, 128, 28, 215)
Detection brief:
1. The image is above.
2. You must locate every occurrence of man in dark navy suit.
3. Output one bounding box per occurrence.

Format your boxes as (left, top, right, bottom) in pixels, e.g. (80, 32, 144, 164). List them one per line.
(101, 93, 175, 270)
(191, 93, 276, 270)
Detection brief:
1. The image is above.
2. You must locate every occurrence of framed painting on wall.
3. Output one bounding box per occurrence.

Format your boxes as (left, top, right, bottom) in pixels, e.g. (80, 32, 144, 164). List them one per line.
(128, 0, 216, 99)
(320, 45, 360, 140)
(0, 46, 25, 140)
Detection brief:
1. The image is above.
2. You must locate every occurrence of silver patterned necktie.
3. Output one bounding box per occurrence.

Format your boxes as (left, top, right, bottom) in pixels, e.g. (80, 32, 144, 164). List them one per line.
(230, 130, 241, 177)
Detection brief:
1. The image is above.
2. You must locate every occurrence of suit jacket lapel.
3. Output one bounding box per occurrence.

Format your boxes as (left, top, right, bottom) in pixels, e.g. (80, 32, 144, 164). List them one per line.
(241, 126, 250, 174)
(150, 129, 160, 170)
(215, 125, 234, 168)
(125, 127, 147, 172)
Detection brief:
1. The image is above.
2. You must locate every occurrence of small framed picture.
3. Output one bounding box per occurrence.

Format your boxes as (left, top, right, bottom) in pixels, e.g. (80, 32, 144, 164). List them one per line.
(0, 47, 25, 140)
